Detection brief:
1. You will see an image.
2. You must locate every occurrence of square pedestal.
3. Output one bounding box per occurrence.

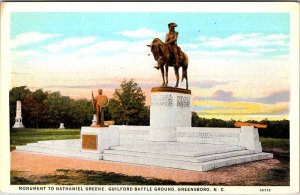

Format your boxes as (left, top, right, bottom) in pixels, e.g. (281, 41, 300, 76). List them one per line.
(81, 126, 119, 153)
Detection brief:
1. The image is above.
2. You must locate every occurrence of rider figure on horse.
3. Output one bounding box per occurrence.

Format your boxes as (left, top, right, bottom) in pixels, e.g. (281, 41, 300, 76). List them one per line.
(154, 22, 182, 70)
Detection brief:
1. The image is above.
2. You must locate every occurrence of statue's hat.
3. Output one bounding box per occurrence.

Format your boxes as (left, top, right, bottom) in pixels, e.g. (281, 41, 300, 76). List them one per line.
(168, 22, 177, 28)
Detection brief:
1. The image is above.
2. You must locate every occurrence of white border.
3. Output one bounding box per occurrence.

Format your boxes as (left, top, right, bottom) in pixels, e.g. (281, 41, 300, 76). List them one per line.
(0, 2, 299, 194)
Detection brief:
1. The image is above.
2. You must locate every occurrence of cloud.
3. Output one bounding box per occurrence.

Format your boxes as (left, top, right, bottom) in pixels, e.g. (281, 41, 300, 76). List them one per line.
(193, 99, 289, 116)
(12, 50, 41, 57)
(71, 39, 150, 56)
(250, 90, 289, 104)
(11, 32, 61, 49)
(197, 33, 289, 48)
(212, 90, 235, 101)
(116, 28, 164, 38)
(43, 36, 97, 52)
(11, 71, 29, 75)
(274, 54, 289, 59)
(251, 48, 276, 53)
(189, 50, 259, 58)
(190, 80, 231, 88)
(44, 83, 119, 89)
(195, 90, 289, 104)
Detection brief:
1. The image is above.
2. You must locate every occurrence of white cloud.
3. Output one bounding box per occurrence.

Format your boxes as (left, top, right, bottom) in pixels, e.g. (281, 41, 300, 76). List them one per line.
(11, 32, 61, 49)
(251, 48, 276, 53)
(181, 43, 200, 49)
(72, 39, 150, 56)
(274, 54, 289, 59)
(116, 28, 164, 38)
(198, 33, 289, 48)
(197, 36, 207, 41)
(189, 49, 259, 58)
(43, 36, 97, 52)
(12, 50, 41, 57)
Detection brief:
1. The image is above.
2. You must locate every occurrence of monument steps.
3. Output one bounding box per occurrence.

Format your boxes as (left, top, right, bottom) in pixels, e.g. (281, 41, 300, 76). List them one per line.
(103, 149, 254, 163)
(103, 151, 273, 171)
(37, 140, 81, 146)
(16, 144, 101, 160)
(16, 138, 273, 172)
(27, 143, 80, 151)
(109, 144, 246, 157)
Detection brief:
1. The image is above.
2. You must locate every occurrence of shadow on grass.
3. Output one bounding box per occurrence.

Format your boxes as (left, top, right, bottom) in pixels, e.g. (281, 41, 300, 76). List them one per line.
(11, 169, 216, 185)
(255, 149, 290, 186)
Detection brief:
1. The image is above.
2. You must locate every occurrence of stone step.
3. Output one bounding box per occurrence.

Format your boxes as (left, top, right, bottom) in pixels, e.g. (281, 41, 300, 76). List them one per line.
(37, 139, 81, 146)
(103, 149, 254, 163)
(16, 145, 101, 160)
(202, 152, 273, 171)
(109, 144, 245, 157)
(28, 143, 80, 150)
(103, 152, 273, 172)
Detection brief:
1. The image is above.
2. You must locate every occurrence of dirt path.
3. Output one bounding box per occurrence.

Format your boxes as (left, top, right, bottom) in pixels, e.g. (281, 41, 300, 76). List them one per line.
(11, 151, 282, 185)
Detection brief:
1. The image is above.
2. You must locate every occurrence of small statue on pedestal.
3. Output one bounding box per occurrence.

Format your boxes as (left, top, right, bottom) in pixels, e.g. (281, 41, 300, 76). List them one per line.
(91, 89, 109, 127)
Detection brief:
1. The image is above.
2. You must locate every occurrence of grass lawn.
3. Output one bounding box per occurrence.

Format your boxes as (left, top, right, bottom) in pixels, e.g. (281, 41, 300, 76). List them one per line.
(260, 137, 289, 151)
(10, 128, 80, 151)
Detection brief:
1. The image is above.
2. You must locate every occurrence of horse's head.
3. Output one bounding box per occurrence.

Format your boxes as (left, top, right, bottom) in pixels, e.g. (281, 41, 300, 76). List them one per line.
(147, 38, 167, 67)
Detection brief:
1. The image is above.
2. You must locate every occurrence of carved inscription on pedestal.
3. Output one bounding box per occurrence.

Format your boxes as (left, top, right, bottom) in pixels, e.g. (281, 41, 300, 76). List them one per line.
(177, 96, 190, 107)
(151, 95, 173, 107)
(82, 134, 97, 150)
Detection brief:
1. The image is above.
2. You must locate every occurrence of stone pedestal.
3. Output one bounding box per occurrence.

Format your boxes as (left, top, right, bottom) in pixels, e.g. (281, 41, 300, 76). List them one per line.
(150, 87, 191, 141)
(91, 114, 97, 126)
(81, 126, 119, 153)
(59, 123, 65, 129)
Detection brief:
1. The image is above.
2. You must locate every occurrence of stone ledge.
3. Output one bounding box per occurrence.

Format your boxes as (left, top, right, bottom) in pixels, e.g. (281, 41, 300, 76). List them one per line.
(151, 86, 191, 94)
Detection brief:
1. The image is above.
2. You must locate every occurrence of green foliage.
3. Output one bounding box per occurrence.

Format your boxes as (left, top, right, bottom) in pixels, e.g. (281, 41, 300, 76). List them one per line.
(258, 119, 289, 139)
(108, 79, 150, 125)
(23, 89, 48, 128)
(9, 88, 94, 128)
(260, 137, 289, 150)
(192, 112, 289, 138)
(192, 112, 235, 128)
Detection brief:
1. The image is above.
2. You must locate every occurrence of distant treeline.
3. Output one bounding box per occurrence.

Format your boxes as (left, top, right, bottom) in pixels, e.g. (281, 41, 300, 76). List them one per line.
(10, 80, 289, 138)
(192, 112, 289, 139)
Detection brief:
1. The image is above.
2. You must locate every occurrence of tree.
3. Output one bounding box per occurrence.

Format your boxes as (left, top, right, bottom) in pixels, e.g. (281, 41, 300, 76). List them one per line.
(192, 111, 201, 127)
(22, 89, 48, 128)
(44, 92, 74, 128)
(108, 79, 149, 125)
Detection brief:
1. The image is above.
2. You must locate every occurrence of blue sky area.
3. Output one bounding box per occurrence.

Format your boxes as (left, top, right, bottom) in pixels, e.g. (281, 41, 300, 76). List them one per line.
(11, 13, 289, 57)
(10, 12, 290, 120)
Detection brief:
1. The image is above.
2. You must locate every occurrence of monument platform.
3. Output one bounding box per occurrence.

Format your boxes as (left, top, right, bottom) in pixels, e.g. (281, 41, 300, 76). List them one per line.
(16, 126, 273, 172)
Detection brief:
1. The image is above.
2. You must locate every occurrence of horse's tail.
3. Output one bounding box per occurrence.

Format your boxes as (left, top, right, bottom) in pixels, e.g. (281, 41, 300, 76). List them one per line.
(181, 52, 188, 82)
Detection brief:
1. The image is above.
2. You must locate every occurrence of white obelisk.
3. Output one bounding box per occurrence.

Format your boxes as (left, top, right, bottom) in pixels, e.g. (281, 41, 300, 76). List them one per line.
(12, 99, 25, 128)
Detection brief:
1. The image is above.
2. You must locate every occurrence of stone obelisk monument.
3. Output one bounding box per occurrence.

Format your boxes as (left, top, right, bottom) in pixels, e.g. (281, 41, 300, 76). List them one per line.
(12, 94, 25, 128)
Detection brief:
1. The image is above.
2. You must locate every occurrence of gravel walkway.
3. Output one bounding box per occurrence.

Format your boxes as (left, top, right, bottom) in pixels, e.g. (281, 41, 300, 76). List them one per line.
(11, 151, 281, 184)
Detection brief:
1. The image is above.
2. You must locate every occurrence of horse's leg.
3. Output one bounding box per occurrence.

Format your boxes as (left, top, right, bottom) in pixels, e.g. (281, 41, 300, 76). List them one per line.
(184, 67, 188, 89)
(165, 64, 169, 86)
(174, 66, 179, 88)
(160, 65, 165, 86)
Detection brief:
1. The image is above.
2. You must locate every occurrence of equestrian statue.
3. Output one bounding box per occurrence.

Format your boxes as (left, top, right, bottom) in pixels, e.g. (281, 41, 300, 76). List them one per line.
(147, 22, 189, 89)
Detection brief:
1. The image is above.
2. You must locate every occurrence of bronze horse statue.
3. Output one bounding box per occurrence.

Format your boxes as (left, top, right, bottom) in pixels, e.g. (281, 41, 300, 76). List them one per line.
(147, 38, 189, 89)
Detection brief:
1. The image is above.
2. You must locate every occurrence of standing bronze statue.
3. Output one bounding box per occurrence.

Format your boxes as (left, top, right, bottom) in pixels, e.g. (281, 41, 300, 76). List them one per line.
(148, 22, 189, 89)
(91, 89, 109, 127)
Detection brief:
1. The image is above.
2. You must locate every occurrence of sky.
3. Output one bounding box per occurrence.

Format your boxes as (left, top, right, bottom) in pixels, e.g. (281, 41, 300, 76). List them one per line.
(10, 12, 290, 121)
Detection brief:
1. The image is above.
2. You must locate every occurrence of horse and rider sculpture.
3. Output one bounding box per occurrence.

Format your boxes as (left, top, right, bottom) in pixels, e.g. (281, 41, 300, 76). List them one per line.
(147, 22, 189, 89)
